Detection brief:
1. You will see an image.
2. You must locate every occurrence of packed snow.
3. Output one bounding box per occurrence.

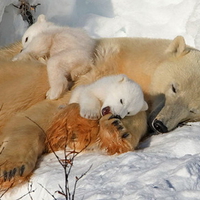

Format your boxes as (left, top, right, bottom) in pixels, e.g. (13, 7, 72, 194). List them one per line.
(1, 0, 200, 199)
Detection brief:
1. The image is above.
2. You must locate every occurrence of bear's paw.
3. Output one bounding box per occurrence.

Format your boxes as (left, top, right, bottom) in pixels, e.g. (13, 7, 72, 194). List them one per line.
(98, 114, 132, 154)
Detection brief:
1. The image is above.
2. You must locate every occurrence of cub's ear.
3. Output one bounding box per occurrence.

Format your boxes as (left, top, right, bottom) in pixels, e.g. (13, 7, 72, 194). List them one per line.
(37, 14, 46, 23)
(141, 101, 148, 111)
(118, 74, 128, 83)
(166, 36, 189, 57)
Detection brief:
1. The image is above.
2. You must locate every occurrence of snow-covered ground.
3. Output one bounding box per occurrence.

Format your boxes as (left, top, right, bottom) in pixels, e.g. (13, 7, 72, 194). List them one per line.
(1, 0, 200, 199)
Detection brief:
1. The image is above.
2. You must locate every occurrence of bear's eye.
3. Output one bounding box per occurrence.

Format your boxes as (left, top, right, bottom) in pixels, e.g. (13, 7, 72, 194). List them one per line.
(190, 109, 196, 114)
(172, 84, 177, 93)
(127, 112, 130, 115)
(120, 99, 123, 104)
(25, 37, 28, 43)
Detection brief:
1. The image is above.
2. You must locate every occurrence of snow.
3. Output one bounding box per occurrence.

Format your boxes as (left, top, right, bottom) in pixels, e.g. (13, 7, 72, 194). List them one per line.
(1, 0, 200, 199)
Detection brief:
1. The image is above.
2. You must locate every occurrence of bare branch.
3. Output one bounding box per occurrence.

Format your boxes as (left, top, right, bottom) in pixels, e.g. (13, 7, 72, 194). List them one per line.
(0, 182, 14, 198)
(25, 116, 63, 167)
(25, 116, 92, 200)
(38, 183, 57, 200)
(72, 164, 92, 200)
(16, 181, 35, 200)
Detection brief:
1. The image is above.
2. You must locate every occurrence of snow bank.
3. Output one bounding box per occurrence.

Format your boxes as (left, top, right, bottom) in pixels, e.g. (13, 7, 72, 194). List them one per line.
(1, 0, 200, 47)
(4, 124, 200, 200)
(1, 0, 200, 199)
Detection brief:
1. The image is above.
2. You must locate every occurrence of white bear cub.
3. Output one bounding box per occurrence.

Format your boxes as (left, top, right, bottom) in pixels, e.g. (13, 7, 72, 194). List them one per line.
(69, 74, 148, 119)
(13, 14, 96, 100)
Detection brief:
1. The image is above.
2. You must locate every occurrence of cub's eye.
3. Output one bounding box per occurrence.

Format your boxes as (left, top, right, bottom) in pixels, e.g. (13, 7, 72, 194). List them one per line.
(172, 84, 177, 93)
(25, 37, 28, 43)
(127, 112, 130, 115)
(120, 99, 123, 104)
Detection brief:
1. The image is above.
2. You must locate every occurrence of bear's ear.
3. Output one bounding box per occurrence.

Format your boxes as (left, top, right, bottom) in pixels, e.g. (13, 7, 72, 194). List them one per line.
(166, 36, 189, 57)
(37, 14, 46, 23)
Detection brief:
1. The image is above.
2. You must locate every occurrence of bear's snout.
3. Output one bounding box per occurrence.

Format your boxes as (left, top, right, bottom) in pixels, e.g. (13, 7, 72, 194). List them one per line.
(152, 119, 168, 133)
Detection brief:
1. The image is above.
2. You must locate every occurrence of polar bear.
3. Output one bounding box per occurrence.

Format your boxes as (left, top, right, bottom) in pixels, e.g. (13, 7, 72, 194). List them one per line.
(69, 74, 148, 119)
(1, 36, 200, 189)
(12, 14, 96, 100)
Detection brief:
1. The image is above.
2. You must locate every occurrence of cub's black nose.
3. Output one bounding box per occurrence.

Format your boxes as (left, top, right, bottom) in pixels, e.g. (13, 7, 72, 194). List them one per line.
(153, 119, 168, 133)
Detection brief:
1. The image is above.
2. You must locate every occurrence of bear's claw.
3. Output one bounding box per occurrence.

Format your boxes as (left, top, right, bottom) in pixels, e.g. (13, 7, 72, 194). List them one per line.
(111, 120, 125, 131)
(121, 132, 130, 138)
(100, 114, 130, 139)
(4, 168, 16, 181)
(3, 165, 25, 181)
(20, 165, 25, 176)
(108, 114, 122, 120)
(99, 114, 133, 154)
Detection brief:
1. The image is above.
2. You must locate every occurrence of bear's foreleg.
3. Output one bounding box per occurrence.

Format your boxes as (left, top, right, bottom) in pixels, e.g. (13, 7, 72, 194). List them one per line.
(46, 103, 100, 152)
(0, 115, 46, 188)
(0, 100, 60, 188)
(46, 103, 147, 155)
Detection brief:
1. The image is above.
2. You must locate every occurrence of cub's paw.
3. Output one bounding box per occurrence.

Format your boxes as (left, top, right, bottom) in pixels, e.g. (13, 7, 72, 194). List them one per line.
(98, 114, 132, 154)
(46, 88, 63, 100)
(46, 81, 68, 100)
(80, 108, 101, 120)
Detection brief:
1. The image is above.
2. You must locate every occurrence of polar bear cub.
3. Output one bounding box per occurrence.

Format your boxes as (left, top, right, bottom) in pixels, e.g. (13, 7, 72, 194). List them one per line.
(12, 14, 96, 100)
(69, 74, 148, 119)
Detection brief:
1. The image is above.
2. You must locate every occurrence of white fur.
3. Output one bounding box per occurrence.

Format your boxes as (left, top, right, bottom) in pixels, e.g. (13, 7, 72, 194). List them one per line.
(13, 14, 96, 100)
(69, 74, 148, 119)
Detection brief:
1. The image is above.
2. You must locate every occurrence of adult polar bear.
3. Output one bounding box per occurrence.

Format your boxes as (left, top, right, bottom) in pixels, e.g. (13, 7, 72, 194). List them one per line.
(1, 35, 200, 187)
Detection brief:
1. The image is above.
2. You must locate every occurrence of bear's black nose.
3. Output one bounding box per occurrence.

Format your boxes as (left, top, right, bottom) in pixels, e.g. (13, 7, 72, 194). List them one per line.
(153, 119, 168, 133)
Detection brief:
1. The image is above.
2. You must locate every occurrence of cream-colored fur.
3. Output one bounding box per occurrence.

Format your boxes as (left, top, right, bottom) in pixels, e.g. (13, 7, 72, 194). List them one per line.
(12, 15, 96, 100)
(69, 74, 148, 119)
(1, 36, 200, 189)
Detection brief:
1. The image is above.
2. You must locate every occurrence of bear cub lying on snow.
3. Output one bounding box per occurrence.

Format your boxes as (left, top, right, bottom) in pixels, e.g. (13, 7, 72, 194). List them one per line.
(69, 74, 148, 119)
(13, 14, 96, 100)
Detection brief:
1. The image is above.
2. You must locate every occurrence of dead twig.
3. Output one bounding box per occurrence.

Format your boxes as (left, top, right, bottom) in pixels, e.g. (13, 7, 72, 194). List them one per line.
(25, 115, 92, 200)
(12, 0, 41, 26)
(16, 181, 35, 200)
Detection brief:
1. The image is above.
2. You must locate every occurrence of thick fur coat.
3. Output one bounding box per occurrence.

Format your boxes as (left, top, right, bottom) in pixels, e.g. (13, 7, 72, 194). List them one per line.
(1, 36, 200, 189)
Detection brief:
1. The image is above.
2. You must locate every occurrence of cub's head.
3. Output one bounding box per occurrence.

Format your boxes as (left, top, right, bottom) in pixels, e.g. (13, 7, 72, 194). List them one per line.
(22, 14, 53, 49)
(102, 74, 148, 118)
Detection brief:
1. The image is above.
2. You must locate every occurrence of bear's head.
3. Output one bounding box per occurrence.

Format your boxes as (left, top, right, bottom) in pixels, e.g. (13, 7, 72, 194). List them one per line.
(102, 74, 148, 119)
(149, 36, 200, 133)
(22, 14, 53, 49)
